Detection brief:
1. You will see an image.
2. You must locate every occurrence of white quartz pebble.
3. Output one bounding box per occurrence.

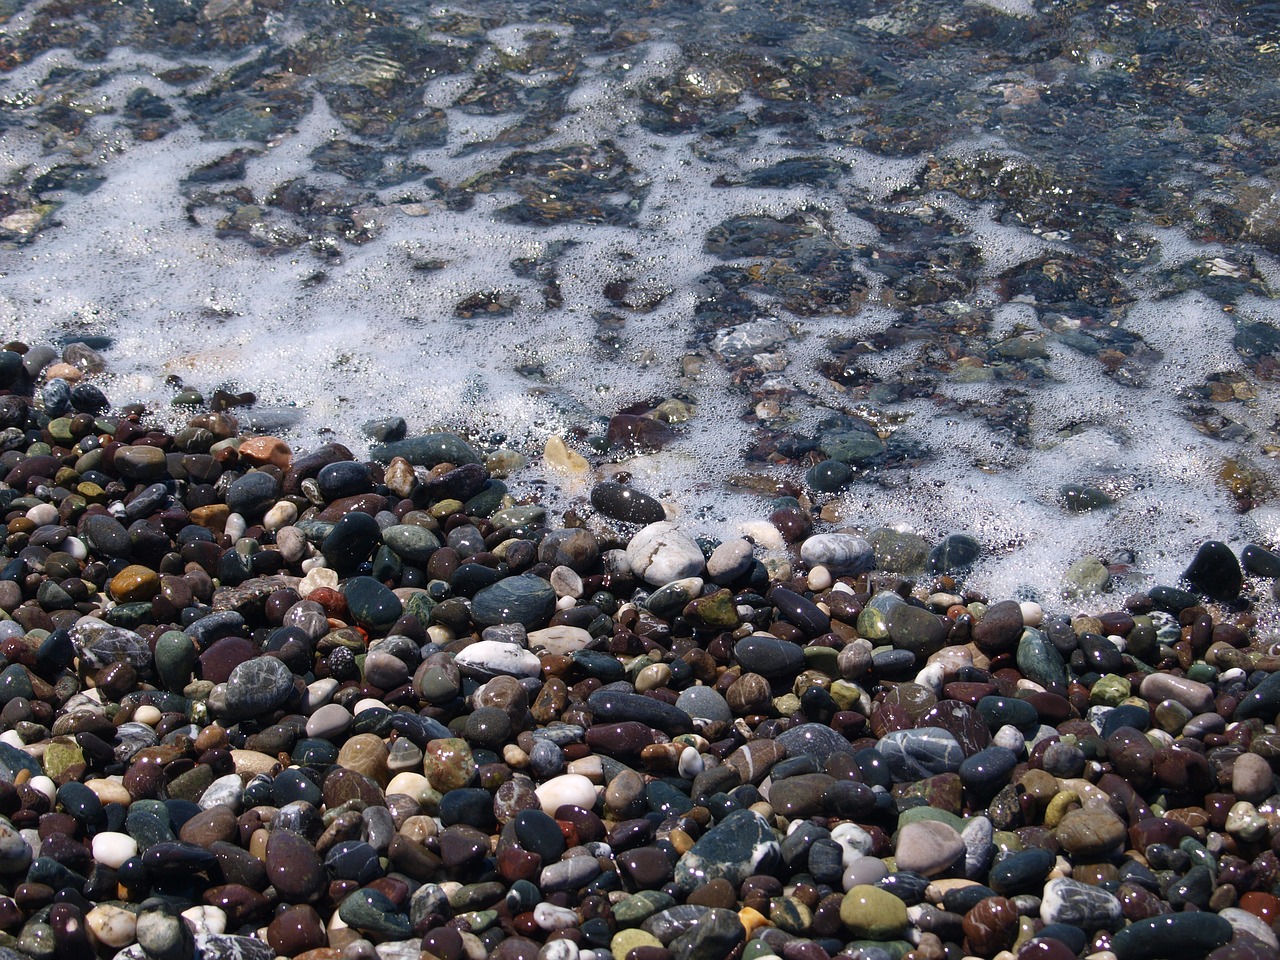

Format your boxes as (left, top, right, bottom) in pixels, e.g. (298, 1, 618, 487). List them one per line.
(92, 832, 138, 869)
(534, 773, 597, 815)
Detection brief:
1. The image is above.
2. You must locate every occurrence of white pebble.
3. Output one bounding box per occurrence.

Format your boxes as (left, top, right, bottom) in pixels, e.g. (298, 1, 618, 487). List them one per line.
(806, 564, 833, 591)
(535, 773, 598, 815)
(540, 941, 579, 960)
(92, 832, 138, 869)
(28, 776, 55, 804)
(86, 903, 137, 948)
(738, 519, 784, 550)
(182, 905, 226, 936)
(549, 565, 584, 599)
(299, 556, 332, 578)
(263, 500, 298, 532)
(992, 725, 1025, 754)
(1019, 601, 1044, 627)
(0, 731, 23, 749)
(26, 503, 58, 526)
(224, 513, 247, 542)
(555, 595, 576, 611)
(133, 704, 162, 726)
(353, 698, 388, 715)
(61, 536, 88, 561)
(533, 902, 579, 930)
(677, 745, 704, 779)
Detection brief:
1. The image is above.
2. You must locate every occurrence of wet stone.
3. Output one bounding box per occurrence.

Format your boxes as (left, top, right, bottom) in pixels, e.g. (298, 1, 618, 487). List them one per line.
(1182, 540, 1242, 600)
(591, 481, 666, 524)
(222, 656, 294, 721)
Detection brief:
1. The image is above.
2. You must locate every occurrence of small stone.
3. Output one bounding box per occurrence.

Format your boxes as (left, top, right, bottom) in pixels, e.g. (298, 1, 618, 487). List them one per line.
(839, 885, 908, 939)
(895, 820, 966, 877)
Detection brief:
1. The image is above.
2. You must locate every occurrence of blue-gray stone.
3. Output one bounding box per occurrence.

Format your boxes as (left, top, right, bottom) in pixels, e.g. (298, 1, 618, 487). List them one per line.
(775, 723, 855, 764)
(471, 574, 556, 628)
(673, 809, 779, 892)
(1110, 912, 1231, 960)
(1242, 543, 1280, 578)
(959, 746, 1018, 793)
(316, 461, 373, 501)
(382, 524, 441, 563)
(341, 576, 402, 631)
(70, 618, 153, 671)
(733, 634, 804, 677)
(225, 471, 280, 516)
(184, 611, 245, 647)
(674, 686, 733, 724)
(222, 657, 294, 721)
(322, 511, 382, 578)
(81, 514, 131, 556)
(369, 432, 480, 467)
(875, 728, 964, 782)
(989, 847, 1055, 895)
(928, 534, 981, 574)
(0, 665, 32, 704)
(1236, 669, 1280, 721)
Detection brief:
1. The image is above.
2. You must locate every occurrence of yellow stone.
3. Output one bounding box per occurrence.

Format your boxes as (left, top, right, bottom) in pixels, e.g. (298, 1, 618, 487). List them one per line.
(543, 435, 588, 478)
(109, 564, 160, 603)
(839, 884, 908, 939)
(337, 733, 390, 787)
(739, 906, 772, 936)
(610, 930, 662, 958)
(189, 503, 231, 534)
(85, 778, 132, 806)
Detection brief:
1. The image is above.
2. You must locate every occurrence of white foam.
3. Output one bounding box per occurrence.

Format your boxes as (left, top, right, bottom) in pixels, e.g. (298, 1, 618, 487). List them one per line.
(2, 15, 1279, 618)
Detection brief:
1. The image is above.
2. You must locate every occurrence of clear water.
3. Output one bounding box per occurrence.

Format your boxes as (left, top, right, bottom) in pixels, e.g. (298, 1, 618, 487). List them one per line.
(2, 0, 1279, 614)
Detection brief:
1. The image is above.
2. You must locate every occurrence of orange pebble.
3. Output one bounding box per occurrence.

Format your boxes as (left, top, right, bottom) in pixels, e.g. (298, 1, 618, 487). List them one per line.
(44, 362, 83, 382)
(238, 435, 292, 469)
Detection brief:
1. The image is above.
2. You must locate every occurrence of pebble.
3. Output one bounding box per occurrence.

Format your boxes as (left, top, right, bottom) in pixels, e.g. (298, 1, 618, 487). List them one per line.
(625, 521, 706, 585)
(0, 375, 1267, 960)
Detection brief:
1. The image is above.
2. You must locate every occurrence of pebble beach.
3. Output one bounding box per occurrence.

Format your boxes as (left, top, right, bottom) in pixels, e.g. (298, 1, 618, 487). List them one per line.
(0, 342, 1272, 960)
(5, 1, 1280, 959)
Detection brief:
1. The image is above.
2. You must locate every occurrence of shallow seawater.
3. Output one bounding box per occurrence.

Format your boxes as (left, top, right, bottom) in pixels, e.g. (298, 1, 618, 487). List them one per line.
(1, 0, 1280, 614)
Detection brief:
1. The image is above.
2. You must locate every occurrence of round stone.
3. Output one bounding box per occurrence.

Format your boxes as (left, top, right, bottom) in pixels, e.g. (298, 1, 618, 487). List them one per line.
(625, 521, 705, 586)
(839, 885, 908, 939)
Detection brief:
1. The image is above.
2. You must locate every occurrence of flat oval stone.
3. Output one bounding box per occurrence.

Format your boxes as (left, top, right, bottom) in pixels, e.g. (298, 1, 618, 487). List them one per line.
(340, 576, 402, 631)
(734, 634, 804, 677)
(454, 640, 543, 679)
(472, 574, 556, 628)
(587, 690, 692, 735)
(1111, 912, 1232, 960)
(70, 618, 153, 672)
(369, 432, 480, 467)
(769, 586, 830, 635)
(799, 534, 873, 576)
(591, 482, 666, 524)
(222, 657, 294, 721)
(1040, 877, 1122, 931)
(875, 728, 964, 781)
(894, 820, 965, 877)
(626, 521, 705, 586)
